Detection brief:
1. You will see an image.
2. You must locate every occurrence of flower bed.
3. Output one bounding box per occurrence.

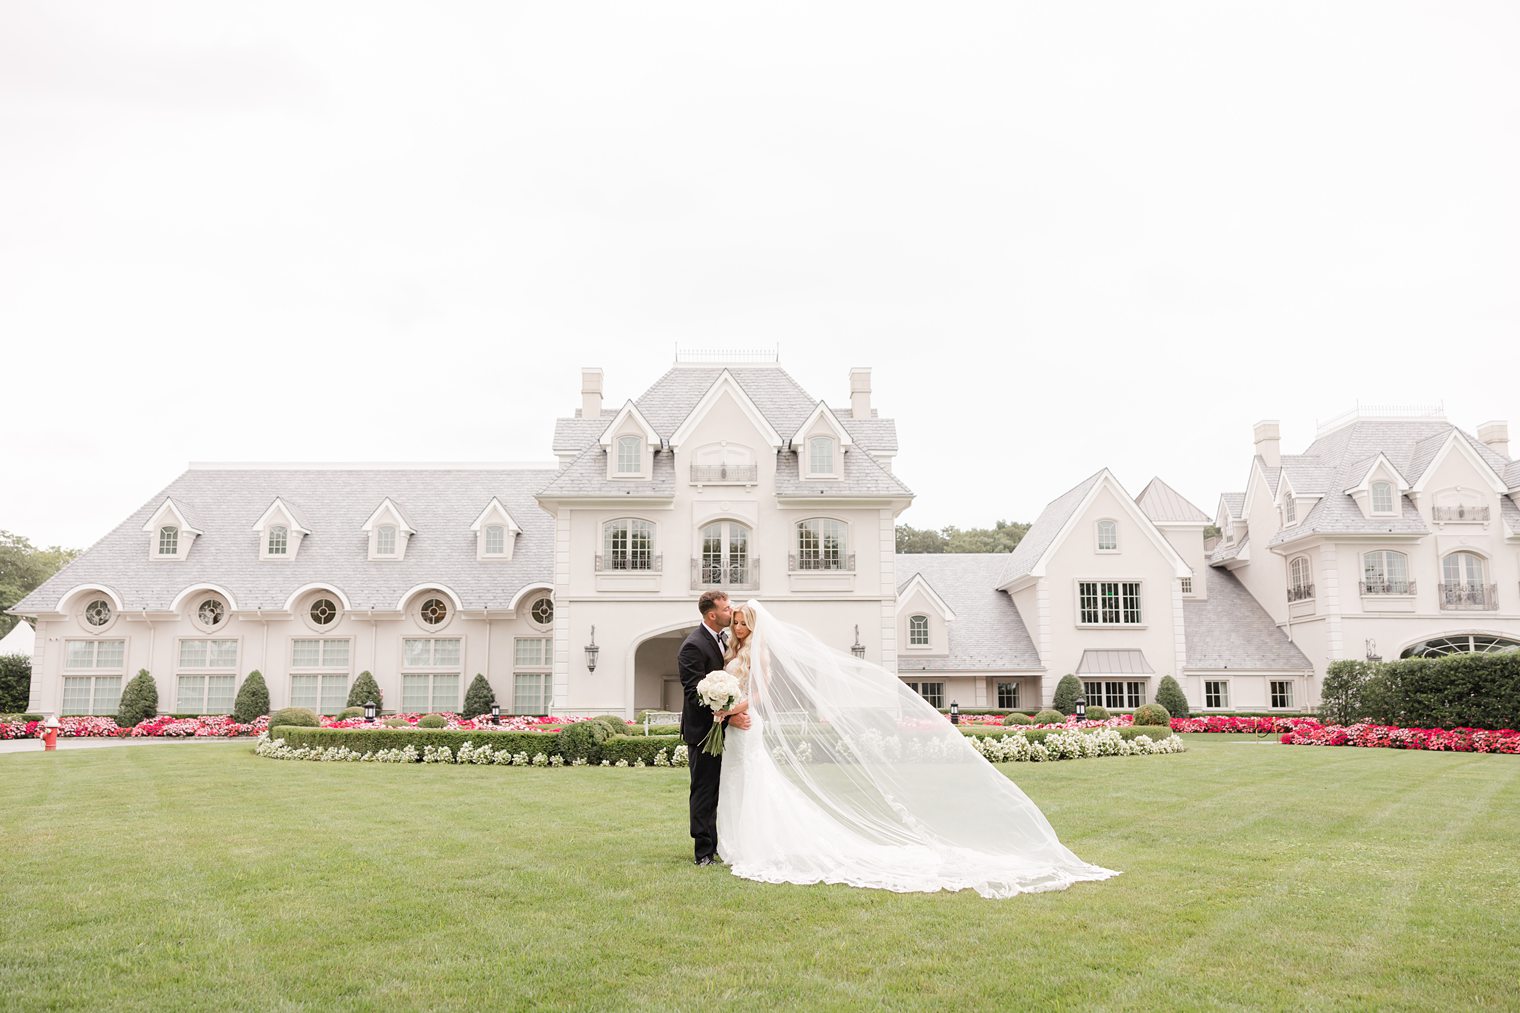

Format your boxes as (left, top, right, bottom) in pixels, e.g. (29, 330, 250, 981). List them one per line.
(1279, 722, 1520, 753)
(0, 712, 617, 740)
(1170, 715, 1318, 735)
(969, 728, 1186, 762)
(256, 731, 685, 767)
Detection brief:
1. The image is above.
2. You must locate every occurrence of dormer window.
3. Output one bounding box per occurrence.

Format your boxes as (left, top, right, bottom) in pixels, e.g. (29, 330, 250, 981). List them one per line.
(471, 497, 522, 560)
(908, 615, 929, 646)
(808, 436, 835, 476)
(377, 525, 397, 556)
(616, 436, 642, 475)
(143, 497, 202, 561)
(363, 498, 415, 560)
(1096, 519, 1118, 552)
(1284, 498, 1297, 525)
(267, 526, 288, 555)
(252, 497, 310, 560)
(485, 525, 505, 555)
(158, 526, 179, 556)
(1370, 482, 1394, 514)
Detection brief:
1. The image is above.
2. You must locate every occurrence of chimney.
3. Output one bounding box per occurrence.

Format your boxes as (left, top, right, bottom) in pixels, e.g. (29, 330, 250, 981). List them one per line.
(1478, 420, 1510, 459)
(850, 367, 872, 419)
(581, 368, 603, 419)
(1253, 420, 1281, 468)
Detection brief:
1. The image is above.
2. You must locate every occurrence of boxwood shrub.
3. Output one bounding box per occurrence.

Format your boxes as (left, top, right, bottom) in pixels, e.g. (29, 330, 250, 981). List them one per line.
(1032, 708, 1067, 725)
(556, 720, 614, 762)
(600, 734, 683, 765)
(268, 707, 320, 729)
(270, 727, 563, 756)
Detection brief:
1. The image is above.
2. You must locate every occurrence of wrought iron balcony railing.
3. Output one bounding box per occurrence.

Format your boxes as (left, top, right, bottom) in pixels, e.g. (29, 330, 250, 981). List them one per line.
(691, 558, 759, 590)
(1359, 580, 1416, 596)
(1438, 583, 1497, 610)
(594, 554, 663, 573)
(1432, 505, 1489, 523)
(689, 464, 758, 484)
(1287, 584, 1315, 603)
(789, 552, 855, 573)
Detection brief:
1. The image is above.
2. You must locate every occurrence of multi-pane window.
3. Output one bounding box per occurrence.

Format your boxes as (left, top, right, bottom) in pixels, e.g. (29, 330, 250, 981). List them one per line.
(158, 526, 178, 555)
(402, 638, 461, 712)
(603, 518, 655, 570)
(267, 525, 288, 555)
(62, 639, 125, 715)
(83, 599, 113, 627)
(808, 436, 835, 475)
(1204, 680, 1229, 709)
(1362, 551, 1411, 594)
(1270, 681, 1294, 709)
(289, 639, 350, 714)
(908, 615, 929, 646)
(1442, 551, 1487, 586)
(1096, 520, 1118, 551)
(1284, 497, 1296, 525)
(529, 596, 554, 627)
(1288, 556, 1313, 600)
(177, 639, 238, 713)
(1180, 577, 1193, 595)
(1083, 680, 1146, 710)
(996, 682, 1019, 709)
(376, 525, 397, 556)
(1370, 482, 1395, 514)
(700, 521, 751, 585)
(485, 525, 505, 555)
(796, 518, 847, 570)
(1077, 581, 1142, 625)
(616, 436, 642, 474)
(904, 681, 944, 708)
(513, 637, 552, 715)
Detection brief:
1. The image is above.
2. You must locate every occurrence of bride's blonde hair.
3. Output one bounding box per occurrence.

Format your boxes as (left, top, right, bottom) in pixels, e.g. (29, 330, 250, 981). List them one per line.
(724, 602, 757, 665)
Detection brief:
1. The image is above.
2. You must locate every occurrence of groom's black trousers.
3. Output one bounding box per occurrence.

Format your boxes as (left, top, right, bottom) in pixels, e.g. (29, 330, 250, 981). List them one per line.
(688, 746, 721, 860)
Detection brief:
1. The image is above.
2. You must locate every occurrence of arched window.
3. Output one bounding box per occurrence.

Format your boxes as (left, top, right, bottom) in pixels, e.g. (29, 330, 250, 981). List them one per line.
(616, 435, 643, 474)
(808, 436, 835, 475)
(908, 615, 929, 646)
(1095, 519, 1118, 551)
(1361, 551, 1410, 594)
(1288, 556, 1313, 601)
(376, 525, 397, 556)
(1401, 634, 1520, 658)
(267, 525, 288, 555)
(484, 524, 505, 555)
(1440, 551, 1492, 609)
(1370, 481, 1394, 514)
(700, 521, 752, 586)
(602, 518, 655, 571)
(796, 518, 847, 571)
(158, 526, 179, 556)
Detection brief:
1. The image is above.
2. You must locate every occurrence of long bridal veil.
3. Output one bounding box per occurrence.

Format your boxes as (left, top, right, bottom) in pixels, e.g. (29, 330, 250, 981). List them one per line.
(741, 600, 1117, 898)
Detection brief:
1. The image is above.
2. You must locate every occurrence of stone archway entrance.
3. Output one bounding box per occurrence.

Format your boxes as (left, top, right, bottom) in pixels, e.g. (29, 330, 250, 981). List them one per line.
(632, 626, 697, 714)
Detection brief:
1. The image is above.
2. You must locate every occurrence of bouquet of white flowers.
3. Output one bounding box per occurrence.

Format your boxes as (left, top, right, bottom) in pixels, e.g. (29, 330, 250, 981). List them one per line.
(696, 670, 743, 757)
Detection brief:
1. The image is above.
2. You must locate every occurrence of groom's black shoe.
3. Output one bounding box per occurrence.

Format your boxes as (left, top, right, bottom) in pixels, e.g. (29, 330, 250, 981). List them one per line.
(695, 855, 716, 867)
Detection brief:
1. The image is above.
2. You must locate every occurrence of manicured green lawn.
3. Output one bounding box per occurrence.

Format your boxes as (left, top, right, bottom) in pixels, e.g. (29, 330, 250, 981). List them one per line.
(3, 737, 1517, 1011)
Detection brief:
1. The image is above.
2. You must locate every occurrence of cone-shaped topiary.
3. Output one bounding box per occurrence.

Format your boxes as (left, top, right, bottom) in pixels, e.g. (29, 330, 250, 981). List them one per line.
(116, 669, 158, 727)
(463, 674, 495, 718)
(346, 671, 382, 710)
(1053, 674, 1084, 715)
(233, 670, 270, 723)
(1155, 675, 1190, 718)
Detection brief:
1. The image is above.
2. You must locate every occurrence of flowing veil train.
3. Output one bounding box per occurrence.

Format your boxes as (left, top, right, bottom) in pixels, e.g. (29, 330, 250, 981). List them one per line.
(721, 600, 1118, 898)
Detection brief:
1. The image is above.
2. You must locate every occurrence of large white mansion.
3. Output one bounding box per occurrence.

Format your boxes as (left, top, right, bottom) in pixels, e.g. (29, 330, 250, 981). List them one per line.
(14, 362, 1520, 718)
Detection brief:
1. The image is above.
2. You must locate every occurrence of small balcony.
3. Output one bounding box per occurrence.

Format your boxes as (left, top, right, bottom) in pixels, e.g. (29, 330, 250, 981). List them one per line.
(594, 553, 662, 592)
(689, 464, 758, 485)
(1287, 583, 1315, 603)
(789, 552, 855, 573)
(1359, 580, 1416, 596)
(1432, 505, 1489, 523)
(691, 558, 759, 591)
(1438, 583, 1497, 611)
(594, 554, 662, 573)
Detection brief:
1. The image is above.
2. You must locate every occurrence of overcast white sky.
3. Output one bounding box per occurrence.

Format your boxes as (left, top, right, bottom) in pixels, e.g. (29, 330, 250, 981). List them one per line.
(3, 2, 1517, 550)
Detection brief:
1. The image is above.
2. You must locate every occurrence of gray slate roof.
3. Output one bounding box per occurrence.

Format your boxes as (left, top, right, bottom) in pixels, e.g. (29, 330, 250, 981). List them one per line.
(997, 471, 1105, 586)
(15, 468, 558, 614)
(536, 444, 678, 499)
(1136, 477, 1210, 523)
(1220, 493, 1245, 519)
(552, 412, 618, 455)
(1183, 568, 1312, 671)
(1207, 534, 1248, 566)
(894, 553, 1042, 671)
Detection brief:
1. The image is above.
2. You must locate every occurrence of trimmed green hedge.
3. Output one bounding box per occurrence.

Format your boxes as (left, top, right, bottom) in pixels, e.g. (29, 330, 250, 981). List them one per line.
(601, 734, 684, 765)
(270, 726, 563, 756)
(1324, 653, 1520, 729)
(960, 725, 1173, 743)
(0, 654, 32, 713)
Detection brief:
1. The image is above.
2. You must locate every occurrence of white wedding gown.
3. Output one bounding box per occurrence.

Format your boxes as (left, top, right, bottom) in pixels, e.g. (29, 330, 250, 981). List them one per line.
(713, 606, 1117, 898)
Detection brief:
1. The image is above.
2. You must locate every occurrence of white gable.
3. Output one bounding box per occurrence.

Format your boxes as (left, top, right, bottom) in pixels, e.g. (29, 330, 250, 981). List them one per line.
(1409, 431, 1509, 494)
(1022, 470, 1191, 580)
(1342, 453, 1409, 495)
(792, 401, 854, 447)
(360, 498, 417, 533)
(142, 497, 204, 537)
(669, 370, 783, 449)
(598, 400, 660, 449)
(469, 497, 524, 534)
(251, 497, 312, 535)
(895, 573, 957, 621)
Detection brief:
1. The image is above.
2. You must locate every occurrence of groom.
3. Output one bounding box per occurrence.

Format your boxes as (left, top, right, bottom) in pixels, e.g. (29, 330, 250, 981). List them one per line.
(679, 590, 747, 865)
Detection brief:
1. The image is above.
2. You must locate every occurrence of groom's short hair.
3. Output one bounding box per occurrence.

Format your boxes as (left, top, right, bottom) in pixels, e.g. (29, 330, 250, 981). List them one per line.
(697, 590, 729, 616)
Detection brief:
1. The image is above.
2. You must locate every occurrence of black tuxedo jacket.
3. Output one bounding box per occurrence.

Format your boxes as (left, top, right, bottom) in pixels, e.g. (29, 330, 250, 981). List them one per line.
(678, 625, 727, 746)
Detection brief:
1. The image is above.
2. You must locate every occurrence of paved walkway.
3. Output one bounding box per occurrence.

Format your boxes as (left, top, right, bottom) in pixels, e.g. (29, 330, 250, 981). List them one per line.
(0, 736, 249, 755)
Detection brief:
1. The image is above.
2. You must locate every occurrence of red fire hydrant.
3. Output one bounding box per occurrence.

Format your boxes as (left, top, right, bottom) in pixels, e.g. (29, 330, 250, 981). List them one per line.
(42, 717, 60, 751)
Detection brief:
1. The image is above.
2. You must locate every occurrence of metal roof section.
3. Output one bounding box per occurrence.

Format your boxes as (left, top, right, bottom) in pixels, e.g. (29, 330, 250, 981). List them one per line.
(1075, 650, 1155, 676)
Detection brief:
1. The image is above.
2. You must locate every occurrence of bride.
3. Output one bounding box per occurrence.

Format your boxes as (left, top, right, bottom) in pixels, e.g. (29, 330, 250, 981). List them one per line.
(711, 600, 1117, 898)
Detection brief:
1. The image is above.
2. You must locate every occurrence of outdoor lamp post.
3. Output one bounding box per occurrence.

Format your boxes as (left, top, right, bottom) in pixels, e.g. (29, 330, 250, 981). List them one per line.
(851, 625, 866, 659)
(490, 701, 500, 726)
(585, 626, 599, 673)
(1365, 639, 1382, 663)
(950, 701, 960, 725)
(1075, 695, 1087, 720)
(363, 700, 377, 723)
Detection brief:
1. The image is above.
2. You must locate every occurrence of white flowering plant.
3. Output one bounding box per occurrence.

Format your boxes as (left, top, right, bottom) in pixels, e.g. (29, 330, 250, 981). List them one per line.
(695, 670, 743, 756)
